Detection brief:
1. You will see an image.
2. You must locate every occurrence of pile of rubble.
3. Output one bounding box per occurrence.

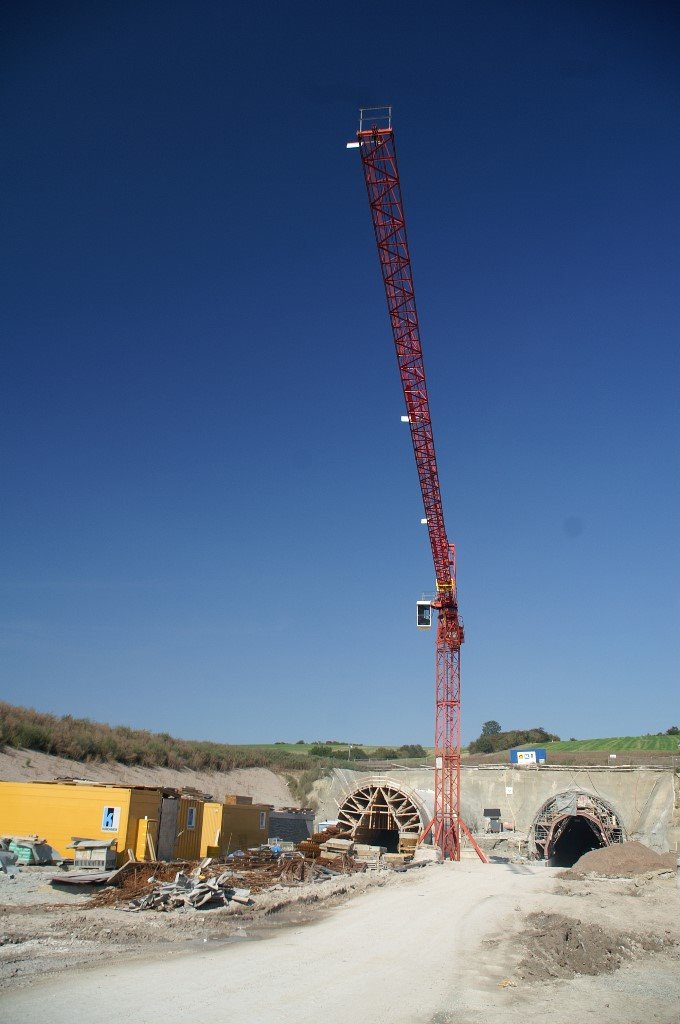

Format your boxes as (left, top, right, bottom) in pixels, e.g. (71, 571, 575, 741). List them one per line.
(87, 843, 369, 913)
(126, 869, 252, 912)
(569, 840, 678, 878)
(80, 827, 423, 913)
(279, 858, 345, 884)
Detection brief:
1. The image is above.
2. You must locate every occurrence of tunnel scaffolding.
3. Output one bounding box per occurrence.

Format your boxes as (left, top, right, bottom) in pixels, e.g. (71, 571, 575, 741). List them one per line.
(337, 781, 425, 851)
(530, 791, 624, 861)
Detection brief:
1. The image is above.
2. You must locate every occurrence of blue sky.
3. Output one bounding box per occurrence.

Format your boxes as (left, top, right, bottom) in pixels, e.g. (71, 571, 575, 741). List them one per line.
(2, 2, 678, 745)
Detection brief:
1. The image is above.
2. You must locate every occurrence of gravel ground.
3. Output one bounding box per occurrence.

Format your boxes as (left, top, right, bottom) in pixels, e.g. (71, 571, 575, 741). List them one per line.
(0, 862, 395, 988)
(2, 860, 679, 1023)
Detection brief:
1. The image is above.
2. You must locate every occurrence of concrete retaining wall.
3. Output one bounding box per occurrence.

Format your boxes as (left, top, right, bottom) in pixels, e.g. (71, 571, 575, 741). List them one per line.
(315, 764, 678, 853)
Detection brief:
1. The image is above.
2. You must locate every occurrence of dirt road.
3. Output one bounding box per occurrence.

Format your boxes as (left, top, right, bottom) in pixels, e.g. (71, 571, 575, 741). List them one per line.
(3, 862, 679, 1024)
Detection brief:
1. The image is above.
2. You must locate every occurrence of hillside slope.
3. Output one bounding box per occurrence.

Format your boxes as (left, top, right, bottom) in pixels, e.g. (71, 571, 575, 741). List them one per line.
(546, 736, 680, 751)
(0, 747, 297, 807)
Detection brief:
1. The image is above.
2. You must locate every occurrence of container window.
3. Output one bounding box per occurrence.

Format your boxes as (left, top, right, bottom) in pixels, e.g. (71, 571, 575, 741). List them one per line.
(259, 811, 266, 830)
(187, 807, 196, 829)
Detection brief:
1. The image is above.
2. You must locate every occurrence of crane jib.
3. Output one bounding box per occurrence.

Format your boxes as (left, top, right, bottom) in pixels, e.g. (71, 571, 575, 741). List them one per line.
(357, 127, 459, 609)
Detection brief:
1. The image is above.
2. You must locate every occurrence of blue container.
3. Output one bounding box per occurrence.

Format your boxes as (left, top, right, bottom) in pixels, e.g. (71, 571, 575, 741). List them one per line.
(510, 747, 547, 765)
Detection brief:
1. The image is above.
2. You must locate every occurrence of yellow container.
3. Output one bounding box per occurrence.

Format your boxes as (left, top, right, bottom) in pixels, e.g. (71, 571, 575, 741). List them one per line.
(199, 802, 223, 858)
(172, 796, 203, 860)
(0, 781, 161, 866)
(196, 800, 270, 856)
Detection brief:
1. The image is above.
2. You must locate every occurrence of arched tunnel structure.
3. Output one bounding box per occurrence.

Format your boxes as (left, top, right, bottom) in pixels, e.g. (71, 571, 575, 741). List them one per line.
(337, 779, 433, 852)
(530, 790, 625, 867)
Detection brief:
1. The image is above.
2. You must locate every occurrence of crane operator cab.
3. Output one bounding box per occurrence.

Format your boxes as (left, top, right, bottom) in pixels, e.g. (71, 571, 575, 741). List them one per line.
(416, 600, 432, 629)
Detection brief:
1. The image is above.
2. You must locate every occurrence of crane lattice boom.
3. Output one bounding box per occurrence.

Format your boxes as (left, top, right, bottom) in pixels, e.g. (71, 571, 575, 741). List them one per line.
(350, 107, 485, 863)
(357, 120, 457, 607)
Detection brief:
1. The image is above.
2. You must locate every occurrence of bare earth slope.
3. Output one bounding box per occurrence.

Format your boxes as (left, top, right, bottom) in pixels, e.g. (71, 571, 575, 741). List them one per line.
(0, 746, 296, 807)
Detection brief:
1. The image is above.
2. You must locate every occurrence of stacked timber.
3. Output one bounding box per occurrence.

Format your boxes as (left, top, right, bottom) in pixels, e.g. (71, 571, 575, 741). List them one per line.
(297, 825, 346, 860)
(353, 844, 385, 867)
(318, 837, 355, 860)
(398, 833, 419, 855)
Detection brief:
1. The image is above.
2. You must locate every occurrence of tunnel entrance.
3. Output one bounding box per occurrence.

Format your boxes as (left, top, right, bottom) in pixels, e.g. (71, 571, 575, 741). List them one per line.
(530, 790, 624, 867)
(549, 815, 606, 867)
(337, 781, 426, 852)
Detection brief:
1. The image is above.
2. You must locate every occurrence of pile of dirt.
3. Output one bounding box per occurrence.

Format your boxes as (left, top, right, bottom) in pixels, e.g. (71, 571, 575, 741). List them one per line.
(517, 912, 670, 982)
(570, 840, 677, 877)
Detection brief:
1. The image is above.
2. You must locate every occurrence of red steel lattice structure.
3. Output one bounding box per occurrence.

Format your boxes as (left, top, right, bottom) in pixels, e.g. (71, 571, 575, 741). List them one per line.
(350, 106, 485, 862)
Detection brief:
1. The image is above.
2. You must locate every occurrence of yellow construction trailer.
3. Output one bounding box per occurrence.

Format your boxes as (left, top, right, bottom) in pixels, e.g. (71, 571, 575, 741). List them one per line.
(199, 796, 270, 856)
(0, 782, 272, 865)
(0, 781, 161, 866)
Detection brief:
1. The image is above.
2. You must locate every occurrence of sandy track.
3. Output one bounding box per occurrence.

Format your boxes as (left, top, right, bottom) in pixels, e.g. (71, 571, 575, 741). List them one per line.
(2, 863, 548, 1024)
(3, 862, 678, 1024)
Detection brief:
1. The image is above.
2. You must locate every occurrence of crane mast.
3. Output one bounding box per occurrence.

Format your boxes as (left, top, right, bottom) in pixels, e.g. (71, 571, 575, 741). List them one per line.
(349, 107, 484, 862)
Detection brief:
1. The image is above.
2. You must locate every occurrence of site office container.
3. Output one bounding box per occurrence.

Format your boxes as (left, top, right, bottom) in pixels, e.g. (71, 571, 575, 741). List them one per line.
(199, 797, 270, 856)
(200, 801, 223, 857)
(223, 797, 270, 852)
(172, 795, 204, 860)
(510, 748, 547, 765)
(0, 781, 161, 866)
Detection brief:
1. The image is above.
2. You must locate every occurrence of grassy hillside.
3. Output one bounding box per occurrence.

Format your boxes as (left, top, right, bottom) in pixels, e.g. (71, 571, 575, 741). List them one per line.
(545, 735, 680, 752)
(0, 704, 430, 772)
(249, 742, 430, 762)
(0, 703, 311, 773)
(4, 701, 675, 773)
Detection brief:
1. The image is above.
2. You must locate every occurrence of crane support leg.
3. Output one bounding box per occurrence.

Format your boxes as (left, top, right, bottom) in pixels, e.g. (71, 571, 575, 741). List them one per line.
(434, 611, 461, 860)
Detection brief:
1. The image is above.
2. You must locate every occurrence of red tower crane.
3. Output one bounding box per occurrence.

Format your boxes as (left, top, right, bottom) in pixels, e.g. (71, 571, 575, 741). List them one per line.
(348, 106, 486, 863)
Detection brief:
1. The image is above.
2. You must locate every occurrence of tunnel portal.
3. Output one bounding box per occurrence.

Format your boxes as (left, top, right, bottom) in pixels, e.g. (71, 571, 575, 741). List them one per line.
(336, 781, 427, 852)
(531, 790, 624, 867)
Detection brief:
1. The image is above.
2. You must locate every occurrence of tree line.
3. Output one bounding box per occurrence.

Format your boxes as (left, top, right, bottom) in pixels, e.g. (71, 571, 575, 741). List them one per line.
(468, 720, 559, 755)
(307, 743, 427, 761)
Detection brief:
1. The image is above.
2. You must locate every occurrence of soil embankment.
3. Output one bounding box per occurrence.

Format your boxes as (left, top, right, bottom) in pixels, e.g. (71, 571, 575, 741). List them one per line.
(0, 747, 296, 807)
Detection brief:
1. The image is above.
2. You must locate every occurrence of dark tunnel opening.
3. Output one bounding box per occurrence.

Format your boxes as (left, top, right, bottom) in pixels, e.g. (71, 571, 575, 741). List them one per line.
(549, 815, 606, 867)
(354, 826, 400, 853)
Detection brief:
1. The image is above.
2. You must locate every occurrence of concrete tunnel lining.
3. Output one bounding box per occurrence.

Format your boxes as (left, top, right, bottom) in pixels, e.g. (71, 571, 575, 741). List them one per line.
(337, 778, 433, 851)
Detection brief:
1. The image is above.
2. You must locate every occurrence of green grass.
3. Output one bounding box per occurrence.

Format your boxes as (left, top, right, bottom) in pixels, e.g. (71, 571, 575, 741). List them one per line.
(249, 743, 357, 756)
(546, 735, 680, 752)
(249, 742, 432, 759)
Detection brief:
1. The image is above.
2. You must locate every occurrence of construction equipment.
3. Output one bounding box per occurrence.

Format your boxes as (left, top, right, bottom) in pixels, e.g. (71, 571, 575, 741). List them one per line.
(348, 106, 486, 863)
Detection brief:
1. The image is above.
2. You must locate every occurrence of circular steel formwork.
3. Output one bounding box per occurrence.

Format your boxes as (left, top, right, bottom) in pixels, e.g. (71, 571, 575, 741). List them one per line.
(336, 777, 434, 851)
(529, 789, 625, 864)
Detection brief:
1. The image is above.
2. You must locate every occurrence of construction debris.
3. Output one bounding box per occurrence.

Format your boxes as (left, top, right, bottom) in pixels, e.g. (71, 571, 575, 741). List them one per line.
(125, 869, 252, 912)
(67, 837, 118, 871)
(83, 843, 370, 912)
(382, 853, 413, 868)
(279, 858, 338, 884)
(3, 835, 53, 865)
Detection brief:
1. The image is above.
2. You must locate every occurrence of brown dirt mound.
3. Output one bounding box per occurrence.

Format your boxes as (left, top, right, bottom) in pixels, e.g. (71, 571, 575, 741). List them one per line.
(517, 912, 670, 982)
(571, 840, 677, 877)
